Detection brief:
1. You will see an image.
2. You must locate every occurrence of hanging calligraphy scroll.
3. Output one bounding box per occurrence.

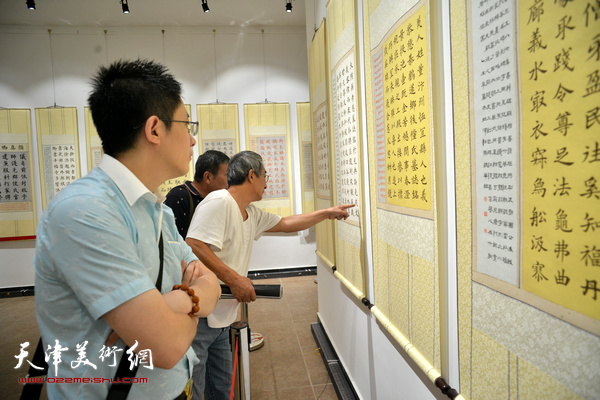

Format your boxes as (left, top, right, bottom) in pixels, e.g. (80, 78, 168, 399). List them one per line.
(197, 103, 239, 158)
(0, 109, 37, 241)
(158, 104, 195, 198)
(244, 103, 294, 217)
(327, 0, 366, 295)
(35, 107, 81, 210)
(297, 102, 314, 214)
(469, 0, 600, 334)
(310, 20, 337, 268)
(470, 0, 521, 286)
(84, 107, 103, 172)
(364, 0, 441, 379)
(520, 1, 600, 326)
(372, 3, 434, 219)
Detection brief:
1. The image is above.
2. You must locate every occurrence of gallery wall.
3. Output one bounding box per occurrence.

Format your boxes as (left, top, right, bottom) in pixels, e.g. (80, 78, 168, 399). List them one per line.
(0, 25, 314, 288)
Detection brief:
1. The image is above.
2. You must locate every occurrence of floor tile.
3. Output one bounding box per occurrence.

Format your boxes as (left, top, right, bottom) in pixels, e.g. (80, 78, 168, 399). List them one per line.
(0, 275, 335, 400)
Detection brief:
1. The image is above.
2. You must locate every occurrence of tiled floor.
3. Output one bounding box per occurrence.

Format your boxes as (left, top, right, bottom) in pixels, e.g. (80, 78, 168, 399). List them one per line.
(0, 275, 337, 400)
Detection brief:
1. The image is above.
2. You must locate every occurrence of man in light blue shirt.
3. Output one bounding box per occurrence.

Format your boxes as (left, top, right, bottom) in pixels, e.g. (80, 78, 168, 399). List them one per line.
(34, 59, 221, 399)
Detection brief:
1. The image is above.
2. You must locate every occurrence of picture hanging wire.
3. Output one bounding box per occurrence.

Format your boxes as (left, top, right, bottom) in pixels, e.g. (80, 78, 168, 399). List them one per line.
(48, 29, 58, 108)
(162, 30, 166, 63)
(261, 29, 268, 103)
(104, 30, 109, 65)
(213, 29, 221, 104)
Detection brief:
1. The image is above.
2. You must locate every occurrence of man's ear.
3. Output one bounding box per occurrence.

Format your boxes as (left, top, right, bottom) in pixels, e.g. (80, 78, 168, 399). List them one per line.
(203, 171, 212, 183)
(247, 169, 255, 183)
(143, 116, 162, 145)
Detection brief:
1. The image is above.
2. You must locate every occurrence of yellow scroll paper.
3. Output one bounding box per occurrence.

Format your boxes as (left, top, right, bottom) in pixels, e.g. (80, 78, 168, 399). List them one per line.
(520, 1, 600, 322)
(0, 109, 37, 240)
(197, 103, 239, 158)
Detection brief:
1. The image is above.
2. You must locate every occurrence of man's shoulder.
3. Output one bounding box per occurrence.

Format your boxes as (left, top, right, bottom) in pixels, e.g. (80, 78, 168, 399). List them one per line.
(166, 182, 191, 197)
(202, 189, 230, 203)
(50, 169, 116, 205)
(41, 170, 125, 225)
(194, 189, 230, 216)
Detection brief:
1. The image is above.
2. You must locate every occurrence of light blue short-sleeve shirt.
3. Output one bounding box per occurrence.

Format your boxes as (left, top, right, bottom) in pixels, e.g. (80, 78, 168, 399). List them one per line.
(34, 155, 198, 399)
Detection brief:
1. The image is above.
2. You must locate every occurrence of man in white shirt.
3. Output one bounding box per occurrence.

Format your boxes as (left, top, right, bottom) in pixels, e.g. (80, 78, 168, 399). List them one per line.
(186, 150, 353, 400)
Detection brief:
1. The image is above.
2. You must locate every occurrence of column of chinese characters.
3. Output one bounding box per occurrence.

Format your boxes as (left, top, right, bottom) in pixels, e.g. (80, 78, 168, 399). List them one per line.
(382, 6, 432, 213)
(520, 0, 600, 321)
(257, 136, 288, 199)
(50, 144, 77, 194)
(372, 46, 387, 204)
(471, 0, 520, 284)
(313, 104, 331, 198)
(332, 54, 360, 221)
(203, 140, 236, 158)
(0, 148, 31, 205)
(302, 143, 314, 191)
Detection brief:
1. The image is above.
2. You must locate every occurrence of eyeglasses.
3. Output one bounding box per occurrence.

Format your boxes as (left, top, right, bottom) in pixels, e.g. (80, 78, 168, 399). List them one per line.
(162, 119, 199, 137)
(264, 173, 270, 183)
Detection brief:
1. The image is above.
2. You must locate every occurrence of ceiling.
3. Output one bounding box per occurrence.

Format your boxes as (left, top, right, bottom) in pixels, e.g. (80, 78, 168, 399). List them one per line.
(0, 0, 306, 28)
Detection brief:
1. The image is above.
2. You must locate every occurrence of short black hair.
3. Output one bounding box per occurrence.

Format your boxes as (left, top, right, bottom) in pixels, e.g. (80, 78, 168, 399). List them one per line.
(87, 59, 183, 157)
(227, 151, 264, 186)
(194, 150, 230, 182)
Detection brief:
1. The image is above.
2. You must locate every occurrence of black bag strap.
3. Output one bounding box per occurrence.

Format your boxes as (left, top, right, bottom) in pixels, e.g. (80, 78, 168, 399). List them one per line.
(22, 232, 165, 400)
(183, 182, 195, 230)
(106, 232, 164, 400)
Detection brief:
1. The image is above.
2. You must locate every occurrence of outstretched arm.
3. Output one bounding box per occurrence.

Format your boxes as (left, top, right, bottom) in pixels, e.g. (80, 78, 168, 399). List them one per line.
(267, 204, 355, 233)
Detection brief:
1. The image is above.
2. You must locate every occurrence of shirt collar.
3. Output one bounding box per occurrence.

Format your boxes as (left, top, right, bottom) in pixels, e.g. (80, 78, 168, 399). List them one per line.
(97, 154, 164, 206)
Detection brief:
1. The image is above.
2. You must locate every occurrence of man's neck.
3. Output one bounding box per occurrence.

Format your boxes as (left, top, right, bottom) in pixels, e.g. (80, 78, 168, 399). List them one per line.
(190, 180, 208, 198)
(227, 185, 252, 220)
(115, 150, 163, 193)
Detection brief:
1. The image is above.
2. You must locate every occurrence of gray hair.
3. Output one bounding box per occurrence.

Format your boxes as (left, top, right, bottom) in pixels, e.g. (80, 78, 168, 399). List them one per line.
(227, 151, 264, 186)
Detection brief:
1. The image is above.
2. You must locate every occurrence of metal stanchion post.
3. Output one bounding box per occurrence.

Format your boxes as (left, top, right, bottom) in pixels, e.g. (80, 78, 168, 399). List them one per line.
(230, 321, 251, 400)
(241, 302, 264, 351)
(224, 284, 282, 399)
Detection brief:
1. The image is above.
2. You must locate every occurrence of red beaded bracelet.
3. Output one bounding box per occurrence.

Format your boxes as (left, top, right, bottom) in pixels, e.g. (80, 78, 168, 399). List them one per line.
(173, 284, 200, 316)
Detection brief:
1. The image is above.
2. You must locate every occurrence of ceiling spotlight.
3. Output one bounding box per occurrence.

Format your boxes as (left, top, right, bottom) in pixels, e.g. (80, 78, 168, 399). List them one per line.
(202, 0, 210, 13)
(121, 0, 130, 14)
(286, 0, 292, 12)
(26, 0, 36, 10)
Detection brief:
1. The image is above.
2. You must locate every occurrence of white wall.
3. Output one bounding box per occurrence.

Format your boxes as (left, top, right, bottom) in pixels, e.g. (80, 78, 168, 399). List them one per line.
(0, 25, 315, 288)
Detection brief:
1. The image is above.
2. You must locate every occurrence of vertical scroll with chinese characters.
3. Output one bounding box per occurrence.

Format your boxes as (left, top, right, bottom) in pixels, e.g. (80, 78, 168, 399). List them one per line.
(469, 0, 600, 334)
(197, 103, 239, 158)
(297, 102, 315, 214)
(0, 109, 37, 241)
(364, 0, 441, 380)
(520, 0, 600, 323)
(35, 107, 81, 210)
(372, 4, 434, 219)
(470, 0, 520, 284)
(310, 20, 337, 268)
(84, 107, 103, 172)
(327, 0, 366, 295)
(244, 103, 294, 217)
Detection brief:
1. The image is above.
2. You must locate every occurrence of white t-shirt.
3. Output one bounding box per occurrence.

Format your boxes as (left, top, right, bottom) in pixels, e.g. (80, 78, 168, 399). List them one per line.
(187, 189, 281, 327)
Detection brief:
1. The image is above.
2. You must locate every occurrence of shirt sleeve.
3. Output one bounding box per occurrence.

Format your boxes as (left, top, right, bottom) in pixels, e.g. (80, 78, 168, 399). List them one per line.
(248, 205, 282, 241)
(36, 194, 156, 320)
(186, 193, 227, 251)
